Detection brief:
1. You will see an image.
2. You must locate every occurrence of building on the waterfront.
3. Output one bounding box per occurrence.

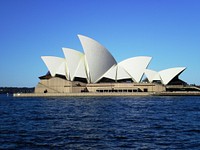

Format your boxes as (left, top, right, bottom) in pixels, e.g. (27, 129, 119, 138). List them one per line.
(35, 35, 189, 94)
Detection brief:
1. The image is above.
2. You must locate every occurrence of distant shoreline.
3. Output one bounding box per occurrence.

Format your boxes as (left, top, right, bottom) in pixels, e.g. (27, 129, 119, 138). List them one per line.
(0, 87, 34, 94)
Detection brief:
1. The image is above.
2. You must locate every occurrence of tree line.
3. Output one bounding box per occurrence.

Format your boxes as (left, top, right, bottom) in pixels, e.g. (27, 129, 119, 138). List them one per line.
(0, 87, 34, 94)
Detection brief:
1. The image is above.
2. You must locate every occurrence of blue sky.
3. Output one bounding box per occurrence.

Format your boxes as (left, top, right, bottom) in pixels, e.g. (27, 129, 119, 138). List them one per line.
(0, 0, 200, 87)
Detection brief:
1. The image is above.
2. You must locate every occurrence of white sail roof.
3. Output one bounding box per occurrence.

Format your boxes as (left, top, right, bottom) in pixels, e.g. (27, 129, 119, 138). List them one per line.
(41, 35, 186, 85)
(118, 56, 152, 82)
(41, 56, 66, 77)
(145, 67, 186, 85)
(145, 69, 161, 82)
(62, 48, 84, 80)
(74, 56, 88, 79)
(78, 34, 117, 83)
(159, 67, 186, 85)
(56, 61, 67, 77)
(116, 65, 131, 80)
(99, 64, 117, 81)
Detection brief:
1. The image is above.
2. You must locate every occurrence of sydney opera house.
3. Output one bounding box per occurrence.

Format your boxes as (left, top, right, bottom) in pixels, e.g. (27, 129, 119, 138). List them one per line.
(34, 35, 189, 94)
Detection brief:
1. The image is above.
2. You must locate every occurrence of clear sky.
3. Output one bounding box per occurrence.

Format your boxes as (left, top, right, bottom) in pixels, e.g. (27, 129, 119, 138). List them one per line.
(0, 0, 200, 87)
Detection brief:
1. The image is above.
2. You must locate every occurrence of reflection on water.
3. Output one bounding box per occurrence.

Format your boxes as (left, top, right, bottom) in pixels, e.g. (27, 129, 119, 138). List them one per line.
(0, 95, 200, 149)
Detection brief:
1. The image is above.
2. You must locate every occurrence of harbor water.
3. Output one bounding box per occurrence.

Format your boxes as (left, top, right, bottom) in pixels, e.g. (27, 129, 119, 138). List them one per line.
(0, 95, 200, 149)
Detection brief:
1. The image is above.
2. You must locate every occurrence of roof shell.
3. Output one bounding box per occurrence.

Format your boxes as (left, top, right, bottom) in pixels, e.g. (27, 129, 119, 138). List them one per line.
(99, 64, 117, 81)
(116, 65, 131, 80)
(62, 48, 85, 80)
(41, 56, 67, 77)
(145, 67, 186, 85)
(73, 56, 88, 79)
(145, 69, 161, 82)
(159, 67, 186, 85)
(118, 56, 152, 82)
(78, 34, 117, 83)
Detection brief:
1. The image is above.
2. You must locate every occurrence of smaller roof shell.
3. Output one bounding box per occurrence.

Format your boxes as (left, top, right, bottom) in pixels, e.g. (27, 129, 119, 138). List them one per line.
(99, 64, 117, 81)
(73, 56, 88, 79)
(159, 67, 186, 85)
(116, 65, 131, 80)
(145, 69, 161, 82)
(62, 48, 85, 80)
(118, 56, 152, 82)
(41, 56, 67, 77)
(145, 67, 186, 85)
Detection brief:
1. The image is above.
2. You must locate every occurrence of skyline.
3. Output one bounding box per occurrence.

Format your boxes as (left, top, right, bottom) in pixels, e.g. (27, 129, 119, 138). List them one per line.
(0, 0, 200, 87)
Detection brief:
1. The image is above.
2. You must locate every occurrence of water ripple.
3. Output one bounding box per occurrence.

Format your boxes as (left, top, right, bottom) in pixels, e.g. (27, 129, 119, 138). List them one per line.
(0, 95, 200, 149)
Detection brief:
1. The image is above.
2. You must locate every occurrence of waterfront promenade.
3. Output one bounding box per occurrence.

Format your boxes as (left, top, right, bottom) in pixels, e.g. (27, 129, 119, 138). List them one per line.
(13, 91, 200, 97)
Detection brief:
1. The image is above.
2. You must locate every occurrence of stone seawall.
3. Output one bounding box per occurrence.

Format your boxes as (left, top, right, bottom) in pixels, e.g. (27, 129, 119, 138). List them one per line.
(154, 92, 200, 96)
(13, 92, 151, 97)
(13, 91, 200, 97)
